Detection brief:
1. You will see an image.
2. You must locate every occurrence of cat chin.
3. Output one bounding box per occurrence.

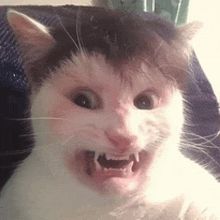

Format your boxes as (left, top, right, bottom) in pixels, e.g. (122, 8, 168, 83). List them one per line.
(89, 176, 145, 196)
(80, 173, 147, 196)
(65, 149, 152, 195)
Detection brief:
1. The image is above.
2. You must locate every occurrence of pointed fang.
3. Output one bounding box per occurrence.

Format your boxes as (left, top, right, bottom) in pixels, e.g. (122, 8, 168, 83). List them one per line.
(125, 161, 134, 173)
(94, 158, 102, 171)
(134, 152, 140, 162)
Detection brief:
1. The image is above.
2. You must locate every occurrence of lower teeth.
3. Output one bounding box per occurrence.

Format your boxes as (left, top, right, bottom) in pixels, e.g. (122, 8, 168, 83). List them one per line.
(84, 151, 140, 176)
(94, 154, 135, 173)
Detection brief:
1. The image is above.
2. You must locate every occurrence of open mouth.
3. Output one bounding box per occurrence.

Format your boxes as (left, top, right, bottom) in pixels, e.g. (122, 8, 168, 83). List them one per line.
(68, 149, 150, 193)
(82, 150, 145, 180)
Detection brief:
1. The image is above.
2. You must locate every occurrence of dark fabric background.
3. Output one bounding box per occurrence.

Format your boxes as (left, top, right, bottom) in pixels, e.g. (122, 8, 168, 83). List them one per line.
(0, 5, 219, 191)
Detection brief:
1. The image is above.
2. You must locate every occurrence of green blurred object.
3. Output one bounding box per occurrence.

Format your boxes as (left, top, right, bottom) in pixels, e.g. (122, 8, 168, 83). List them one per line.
(106, 0, 146, 13)
(104, 0, 189, 25)
(155, 0, 189, 25)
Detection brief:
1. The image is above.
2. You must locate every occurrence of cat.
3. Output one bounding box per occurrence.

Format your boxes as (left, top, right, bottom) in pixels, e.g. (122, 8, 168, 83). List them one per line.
(0, 6, 220, 220)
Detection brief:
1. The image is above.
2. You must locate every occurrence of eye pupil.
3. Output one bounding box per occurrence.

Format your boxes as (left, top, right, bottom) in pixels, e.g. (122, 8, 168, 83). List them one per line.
(134, 94, 153, 110)
(74, 94, 91, 109)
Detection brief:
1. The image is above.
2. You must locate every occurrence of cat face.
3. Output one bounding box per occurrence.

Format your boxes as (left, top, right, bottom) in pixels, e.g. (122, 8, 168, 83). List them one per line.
(7, 8, 199, 196)
(29, 52, 183, 195)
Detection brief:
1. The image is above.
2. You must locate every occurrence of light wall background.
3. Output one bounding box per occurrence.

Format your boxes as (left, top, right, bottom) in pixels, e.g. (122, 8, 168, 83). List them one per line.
(187, 0, 220, 101)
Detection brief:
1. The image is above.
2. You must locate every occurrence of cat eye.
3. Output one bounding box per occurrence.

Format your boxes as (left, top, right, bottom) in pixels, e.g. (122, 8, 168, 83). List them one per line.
(72, 89, 100, 109)
(134, 91, 159, 110)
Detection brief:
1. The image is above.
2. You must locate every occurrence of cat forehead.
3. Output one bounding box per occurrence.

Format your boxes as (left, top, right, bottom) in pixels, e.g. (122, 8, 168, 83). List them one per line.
(50, 52, 168, 91)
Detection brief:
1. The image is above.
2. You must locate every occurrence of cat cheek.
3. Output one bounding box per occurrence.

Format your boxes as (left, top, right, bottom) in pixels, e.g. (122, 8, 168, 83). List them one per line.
(159, 88, 179, 107)
(45, 103, 78, 136)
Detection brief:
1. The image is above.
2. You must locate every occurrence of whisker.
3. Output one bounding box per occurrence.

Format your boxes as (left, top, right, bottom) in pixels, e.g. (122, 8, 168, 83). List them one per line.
(180, 133, 220, 169)
(75, 9, 87, 60)
(11, 117, 68, 121)
(180, 145, 220, 169)
(182, 131, 219, 141)
(0, 148, 33, 156)
(181, 131, 219, 148)
(52, 7, 80, 52)
(19, 131, 60, 137)
(59, 134, 82, 147)
(180, 141, 214, 151)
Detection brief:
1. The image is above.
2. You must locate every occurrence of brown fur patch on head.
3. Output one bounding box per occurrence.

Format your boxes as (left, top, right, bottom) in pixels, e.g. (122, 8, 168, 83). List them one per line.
(7, 8, 201, 93)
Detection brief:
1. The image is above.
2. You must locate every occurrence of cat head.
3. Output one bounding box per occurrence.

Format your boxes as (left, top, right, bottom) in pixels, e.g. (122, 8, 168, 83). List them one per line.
(7, 7, 201, 197)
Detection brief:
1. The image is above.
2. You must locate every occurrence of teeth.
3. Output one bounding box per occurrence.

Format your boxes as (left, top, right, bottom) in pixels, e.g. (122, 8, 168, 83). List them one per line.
(93, 152, 140, 162)
(92, 151, 140, 173)
(109, 167, 125, 171)
(105, 154, 130, 161)
(126, 161, 134, 173)
(94, 159, 102, 171)
(134, 152, 140, 162)
(94, 152, 100, 161)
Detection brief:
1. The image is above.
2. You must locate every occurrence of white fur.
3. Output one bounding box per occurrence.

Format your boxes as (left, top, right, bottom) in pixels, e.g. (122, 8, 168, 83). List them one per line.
(1, 54, 220, 220)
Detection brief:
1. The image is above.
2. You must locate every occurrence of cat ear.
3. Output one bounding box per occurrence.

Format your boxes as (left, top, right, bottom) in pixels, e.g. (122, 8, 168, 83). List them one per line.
(176, 21, 203, 41)
(152, 22, 202, 89)
(175, 22, 203, 88)
(174, 21, 202, 58)
(7, 10, 55, 61)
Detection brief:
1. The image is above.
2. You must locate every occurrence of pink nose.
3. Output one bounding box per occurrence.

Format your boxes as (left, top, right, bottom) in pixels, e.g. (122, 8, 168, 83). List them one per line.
(105, 107, 137, 153)
(106, 133, 137, 154)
